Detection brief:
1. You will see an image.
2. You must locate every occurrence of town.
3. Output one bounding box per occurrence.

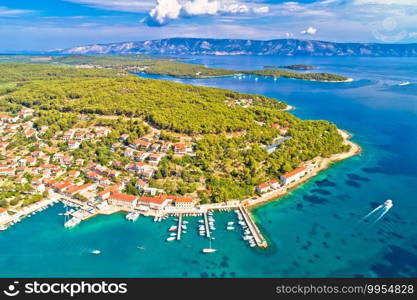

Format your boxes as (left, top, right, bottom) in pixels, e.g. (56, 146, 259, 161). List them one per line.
(0, 108, 318, 248)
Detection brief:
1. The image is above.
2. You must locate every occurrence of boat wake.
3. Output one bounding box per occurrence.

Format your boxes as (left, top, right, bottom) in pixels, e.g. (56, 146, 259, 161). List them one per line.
(358, 200, 393, 226)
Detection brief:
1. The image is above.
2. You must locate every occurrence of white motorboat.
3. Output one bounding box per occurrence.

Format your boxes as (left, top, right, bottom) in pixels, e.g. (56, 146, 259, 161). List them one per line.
(384, 199, 393, 209)
(166, 236, 176, 242)
(64, 217, 81, 228)
(226, 226, 235, 231)
(91, 250, 101, 255)
(202, 238, 216, 254)
(398, 81, 410, 86)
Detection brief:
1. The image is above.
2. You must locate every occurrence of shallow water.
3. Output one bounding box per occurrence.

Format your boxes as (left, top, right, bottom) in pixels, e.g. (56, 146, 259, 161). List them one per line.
(1, 56, 416, 277)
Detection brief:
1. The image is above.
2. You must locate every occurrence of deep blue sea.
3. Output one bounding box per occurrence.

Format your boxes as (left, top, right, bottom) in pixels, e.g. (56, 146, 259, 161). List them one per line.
(1, 56, 417, 277)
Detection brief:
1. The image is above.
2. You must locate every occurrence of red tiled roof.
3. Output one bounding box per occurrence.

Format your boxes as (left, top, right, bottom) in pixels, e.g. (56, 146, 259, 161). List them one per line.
(257, 182, 269, 189)
(176, 197, 193, 203)
(140, 195, 175, 204)
(282, 166, 307, 179)
(110, 193, 137, 202)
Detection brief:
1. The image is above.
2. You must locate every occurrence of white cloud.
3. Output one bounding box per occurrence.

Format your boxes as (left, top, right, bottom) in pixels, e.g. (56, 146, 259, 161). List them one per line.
(300, 26, 317, 35)
(148, 0, 182, 25)
(183, 0, 220, 15)
(354, 0, 416, 5)
(253, 6, 269, 14)
(0, 6, 35, 16)
(65, 0, 154, 12)
(145, 0, 268, 26)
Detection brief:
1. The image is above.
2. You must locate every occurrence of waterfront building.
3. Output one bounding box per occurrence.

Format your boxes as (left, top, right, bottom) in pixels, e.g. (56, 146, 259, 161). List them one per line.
(256, 182, 270, 193)
(108, 193, 138, 209)
(0, 208, 10, 223)
(280, 166, 308, 185)
(175, 197, 195, 209)
(138, 195, 174, 210)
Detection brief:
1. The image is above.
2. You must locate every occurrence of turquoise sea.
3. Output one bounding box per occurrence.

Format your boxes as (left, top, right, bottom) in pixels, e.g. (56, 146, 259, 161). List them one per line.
(1, 56, 417, 277)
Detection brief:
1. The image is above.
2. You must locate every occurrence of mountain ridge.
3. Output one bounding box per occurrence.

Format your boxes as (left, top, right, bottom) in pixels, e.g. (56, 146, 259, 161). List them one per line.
(51, 37, 417, 57)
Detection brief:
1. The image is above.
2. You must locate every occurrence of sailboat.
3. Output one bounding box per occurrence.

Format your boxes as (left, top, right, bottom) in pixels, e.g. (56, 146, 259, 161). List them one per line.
(202, 238, 217, 254)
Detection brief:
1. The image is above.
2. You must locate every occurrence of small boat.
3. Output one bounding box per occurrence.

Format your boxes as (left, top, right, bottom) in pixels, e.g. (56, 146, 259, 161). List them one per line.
(226, 226, 235, 231)
(64, 217, 81, 228)
(166, 236, 176, 242)
(202, 238, 216, 254)
(90, 250, 101, 255)
(170, 233, 177, 237)
(398, 81, 410, 86)
(137, 246, 145, 250)
(384, 199, 393, 209)
(227, 221, 234, 226)
(168, 225, 177, 232)
(183, 220, 189, 224)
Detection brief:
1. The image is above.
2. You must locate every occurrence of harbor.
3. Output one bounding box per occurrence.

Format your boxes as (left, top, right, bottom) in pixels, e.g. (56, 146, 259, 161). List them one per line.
(1, 188, 268, 249)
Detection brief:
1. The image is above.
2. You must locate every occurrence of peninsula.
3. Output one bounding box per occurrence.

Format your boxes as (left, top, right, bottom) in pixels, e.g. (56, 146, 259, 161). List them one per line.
(0, 61, 359, 248)
(0, 55, 350, 82)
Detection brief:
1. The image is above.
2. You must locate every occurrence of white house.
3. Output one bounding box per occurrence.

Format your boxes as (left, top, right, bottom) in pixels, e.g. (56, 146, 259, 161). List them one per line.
(108, 193, 138, 210)
(0, 208, 10, 223)
(280, 166, 308, 185)
(175, 197, 195, 209)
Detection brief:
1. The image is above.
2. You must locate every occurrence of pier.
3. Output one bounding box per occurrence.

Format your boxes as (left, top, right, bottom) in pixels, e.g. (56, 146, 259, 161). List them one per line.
(239, 205, 267, 248)
(177, 214, 182, 240)
(203, 212, 211, 238)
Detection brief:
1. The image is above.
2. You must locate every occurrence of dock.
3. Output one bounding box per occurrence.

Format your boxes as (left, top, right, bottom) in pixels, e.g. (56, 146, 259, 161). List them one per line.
(177, 214, 182, 240)
(239, 205, 267, 248)
(203, 212, 211, 238)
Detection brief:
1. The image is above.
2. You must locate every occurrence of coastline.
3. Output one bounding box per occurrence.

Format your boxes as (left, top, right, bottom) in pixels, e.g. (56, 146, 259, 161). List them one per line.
(141, 71, 352, 83)
(244, 128, 361, 210)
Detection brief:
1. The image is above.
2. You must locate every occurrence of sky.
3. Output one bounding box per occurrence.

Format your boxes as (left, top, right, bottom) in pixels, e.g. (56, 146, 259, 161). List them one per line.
(0, 0, 416, 51)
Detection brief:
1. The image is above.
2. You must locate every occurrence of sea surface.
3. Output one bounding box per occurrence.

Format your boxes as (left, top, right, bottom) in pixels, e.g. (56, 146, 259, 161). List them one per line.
(1, 56, 417, 277)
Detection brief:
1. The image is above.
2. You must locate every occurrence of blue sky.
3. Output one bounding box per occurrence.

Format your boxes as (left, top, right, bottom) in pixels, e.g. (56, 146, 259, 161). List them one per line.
(0, 0, 416, 51)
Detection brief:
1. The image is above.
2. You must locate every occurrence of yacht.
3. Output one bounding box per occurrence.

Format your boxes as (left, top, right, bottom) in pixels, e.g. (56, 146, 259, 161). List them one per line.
(202, 238, 216, 254)
(64, 217, 81, 228)
(398, 81, 410, 86)
(90, 250, 101, 255)
(384, 199, 393, 209)
(168, 225, 177, 232)
(126, 212, 139, 221)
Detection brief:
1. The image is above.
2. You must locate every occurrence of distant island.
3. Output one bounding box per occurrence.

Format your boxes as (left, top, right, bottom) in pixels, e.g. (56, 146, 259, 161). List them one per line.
(264, 64, 318, 70)
(51, 37, 417, 57)
(1, 55, 350, 82)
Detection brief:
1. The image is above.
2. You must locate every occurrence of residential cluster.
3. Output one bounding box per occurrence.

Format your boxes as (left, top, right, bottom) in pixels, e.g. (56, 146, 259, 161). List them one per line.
(0, 108, 199, 224)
